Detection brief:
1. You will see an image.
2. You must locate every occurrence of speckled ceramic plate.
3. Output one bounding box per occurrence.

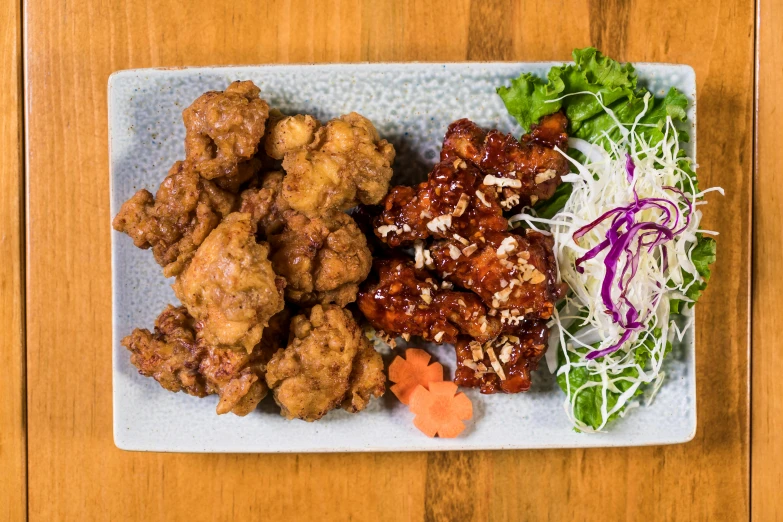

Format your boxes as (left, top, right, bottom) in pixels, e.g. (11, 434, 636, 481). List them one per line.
(110, 62, 697, 452)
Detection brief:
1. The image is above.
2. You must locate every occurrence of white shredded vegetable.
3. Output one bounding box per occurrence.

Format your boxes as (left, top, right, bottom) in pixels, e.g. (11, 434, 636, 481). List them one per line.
(510, 93, 723, 432)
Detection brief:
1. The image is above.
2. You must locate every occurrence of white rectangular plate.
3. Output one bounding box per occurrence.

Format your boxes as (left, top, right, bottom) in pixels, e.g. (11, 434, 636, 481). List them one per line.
(110, 62, 697, 452)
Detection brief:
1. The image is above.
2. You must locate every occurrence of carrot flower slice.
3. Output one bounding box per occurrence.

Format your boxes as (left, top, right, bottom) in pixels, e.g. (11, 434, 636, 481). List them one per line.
(388, 348, 444, 405)
(409, 382, 473, 438)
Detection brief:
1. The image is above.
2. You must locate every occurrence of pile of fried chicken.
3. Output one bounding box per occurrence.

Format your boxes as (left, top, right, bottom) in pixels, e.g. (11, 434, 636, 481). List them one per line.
(114, 81, 393, 420)
(113, 80, 570, 421)
(357, 113, 569, 394)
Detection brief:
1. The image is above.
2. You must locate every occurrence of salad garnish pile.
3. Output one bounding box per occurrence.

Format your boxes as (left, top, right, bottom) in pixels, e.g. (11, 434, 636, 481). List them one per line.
(498, 48, 722, 432)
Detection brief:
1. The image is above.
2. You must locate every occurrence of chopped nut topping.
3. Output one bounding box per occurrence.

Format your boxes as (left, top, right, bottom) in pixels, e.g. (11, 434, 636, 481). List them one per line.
(448, 244, 462, 260)
(496, 236, 518, 258)
(463, 359, 478, 370)
(453, 233, 469, 246)
(377, 224, 400, 237)
(452, 193, 471, 217)
(433, 331, 445, 342)
(427, 214, 452, 233)
(462, 244, 478, 256)
(421, 287, 432, 304)
(534, 169, 557, 184)
(401, 333, 411, 342)
(475, 189, 491, 207)
(483, 174, 522, 188)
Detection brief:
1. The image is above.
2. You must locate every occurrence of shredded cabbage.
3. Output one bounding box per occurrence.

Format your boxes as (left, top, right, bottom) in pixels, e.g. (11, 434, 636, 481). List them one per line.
(510, 92, 723, 432)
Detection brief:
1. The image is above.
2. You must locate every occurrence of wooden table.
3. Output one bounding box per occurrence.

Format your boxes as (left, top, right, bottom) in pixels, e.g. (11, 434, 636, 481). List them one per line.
(2, 0, 778, 520)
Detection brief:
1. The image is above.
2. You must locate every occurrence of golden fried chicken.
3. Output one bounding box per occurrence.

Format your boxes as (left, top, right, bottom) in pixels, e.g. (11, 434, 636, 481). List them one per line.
(429, 230, 566, 321)
(441, 114, 569, 207)
(357, 258, 503, 344)
(268, 210, 372, 306)
(265, 305, 385, 421)
(172, 212, 286, 352)
(123, 304, 208, 397)
(183, 80, 270, 182)
(122, 305, 288, 415)
(112, 160, 236, 277)
(372, 158, 507, 247)
(238, 170, 291, 236)
(264, 110, 320, 160)
(281, 112, 395, 217)
(454, 320, 549, 394)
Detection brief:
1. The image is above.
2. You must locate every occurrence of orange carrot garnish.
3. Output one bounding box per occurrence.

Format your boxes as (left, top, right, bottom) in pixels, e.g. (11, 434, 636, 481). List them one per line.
(388, 348, 444, 405)
(409, 382, 473, 438)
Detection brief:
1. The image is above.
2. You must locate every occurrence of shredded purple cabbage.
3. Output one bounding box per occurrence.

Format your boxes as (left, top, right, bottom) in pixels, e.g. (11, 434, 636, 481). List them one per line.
(574, 160, 694, 360)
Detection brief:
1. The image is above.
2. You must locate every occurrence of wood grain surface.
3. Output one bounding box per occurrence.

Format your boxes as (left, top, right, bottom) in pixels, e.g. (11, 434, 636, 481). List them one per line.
(0, 0, 25, 520)
(23, 1, 754, 521)
(752, 0, 782, 519)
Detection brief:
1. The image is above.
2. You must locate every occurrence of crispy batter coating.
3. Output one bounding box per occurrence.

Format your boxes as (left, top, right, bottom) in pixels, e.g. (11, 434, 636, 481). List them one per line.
(454, 320, 549, 394)
(122, 305, 288, 415)
(268, 210, 372, 306)
(238, 170, 291, 236)
(429, 230, 566, 321)
(373, 158, 507, 247)
(357, 258, 502, 344)
(112, 161, 236, 277)
(265, 305, 385, 421)
(183, 80, 270, 181)
(172, 212, 286, 352)
(264, 110, 320, 160)
(281, 112, 395, 217)
(441, 114, 569, 207)
(123, 305, 208, 397)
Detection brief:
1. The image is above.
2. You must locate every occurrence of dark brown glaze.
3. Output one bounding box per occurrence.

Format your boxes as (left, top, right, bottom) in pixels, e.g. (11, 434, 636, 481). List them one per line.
(357, 258, 502, 344)
(429, 229, 566, 321)
(441, 114, 569, 207)
(372, 158, 507, 247)
(454, 320, 548, 394)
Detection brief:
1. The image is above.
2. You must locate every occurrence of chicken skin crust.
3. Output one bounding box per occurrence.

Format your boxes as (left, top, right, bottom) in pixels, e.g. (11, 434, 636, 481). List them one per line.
(238, 170, 291, 237)
(441, 113, 569, 208)
(172, 212, 286, 352)
(268, 210, 372, 306)
(112, 160, 236, 277)
(183, 80, 270, 182)
(265, 305, 385, 421)
(281, 112, 396, 217)
(122, 305, 287, 416)
(372, 157, 507, 248)
(357, 258, 503, 344)
(429, 230, 566, 321)
(264, 110, 321, 160)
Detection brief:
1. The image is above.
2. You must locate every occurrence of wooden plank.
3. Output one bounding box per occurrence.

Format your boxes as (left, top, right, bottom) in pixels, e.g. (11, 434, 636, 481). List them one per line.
(752, 0, 783, 519)
(0, 0, 26, 519)
(25, 0, 752, 520)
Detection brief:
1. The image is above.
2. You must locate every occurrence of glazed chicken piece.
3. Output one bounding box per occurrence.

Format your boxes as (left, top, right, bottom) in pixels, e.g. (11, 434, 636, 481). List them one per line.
(268, 210, 372, 306)
(429, 229, 566, 321)
(122, 305, 288, 415)
(172, 212, 286, 352)
(372, 158, 507, 248)
(264, 110, 320, 160)
(265, 305, 385, 421)
(441, 113, 569, 207)
(238, 170, 291, 236)
(112, 160, 236, 277)
(453, 320, 549, 394)
(357, 258, 503, 344)
(281, 112, 396, 217)
(183, 80, 270, 182)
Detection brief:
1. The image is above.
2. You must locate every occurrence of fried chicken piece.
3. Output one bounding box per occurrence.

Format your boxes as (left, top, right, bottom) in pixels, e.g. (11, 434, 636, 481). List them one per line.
(122, 304, 208, 397)
(172, 212, 286, 352)
(122, 305, 288, 415)
(112, 161, 236, 277)
(441, 114, 569, 207)
(238, 170, 290, 236)
(265, 305, 385, 421)
(183, 80, 270, 181)
(373, 158, 507, 247)
(454, 320, 549, 394)
(357, 258, 502, 344)
(268, 210, 372, 306)
(212, 157, 263, 193)
(281, 112, 395, 217)
(429, 230, 566, 321)
(264, 110, 320, 160)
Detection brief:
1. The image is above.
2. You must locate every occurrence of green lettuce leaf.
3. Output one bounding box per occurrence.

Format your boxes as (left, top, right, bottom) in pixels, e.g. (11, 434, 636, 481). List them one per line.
(557, 328, 671, 431)
(497, 47, 637, 132)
